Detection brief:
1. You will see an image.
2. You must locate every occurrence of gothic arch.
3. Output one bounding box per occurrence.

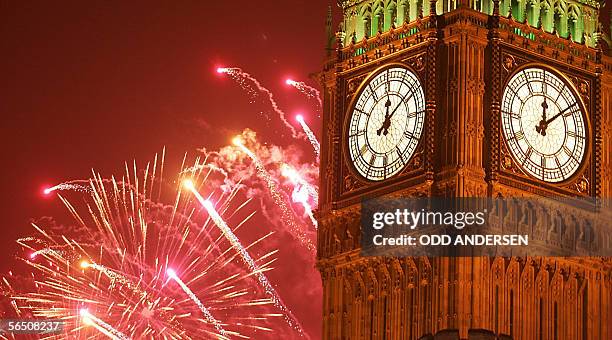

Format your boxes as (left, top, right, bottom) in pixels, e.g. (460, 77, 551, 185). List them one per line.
(398, 0, 411, 24)
(359, 5, 373, 40)
(567, 4, 582, 42)
(540, 0, 554, 32)
(384, 0, 398, 29)
(372, 1, 385, 35)
(552, 0, 568, 37)
(525, 0, 539, 27)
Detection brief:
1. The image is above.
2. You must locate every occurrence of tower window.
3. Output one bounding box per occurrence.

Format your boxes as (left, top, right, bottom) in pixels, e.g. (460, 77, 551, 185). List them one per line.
(495, 286, 499, 335)
(539, 297, 544, 340)
(554, 302, 558, 340)
(582, 286, 588, 340)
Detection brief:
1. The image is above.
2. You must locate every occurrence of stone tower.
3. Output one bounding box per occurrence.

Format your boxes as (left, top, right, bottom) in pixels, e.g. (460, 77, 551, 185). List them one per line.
(317, 0, 611, 339)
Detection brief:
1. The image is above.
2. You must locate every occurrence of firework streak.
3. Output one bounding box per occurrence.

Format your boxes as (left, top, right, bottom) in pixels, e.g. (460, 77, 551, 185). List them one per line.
(166, 269, 228, 338)
(233, 138, 316, 254)
(44, 180, 91, 194)
(184, 181, 308, 338)
(81, 309, 131, 340)
(296, 115, 320, 159)
(280, 164, 318, 229)
(218, 67, 304, 140)
(286, 79, 322, 110)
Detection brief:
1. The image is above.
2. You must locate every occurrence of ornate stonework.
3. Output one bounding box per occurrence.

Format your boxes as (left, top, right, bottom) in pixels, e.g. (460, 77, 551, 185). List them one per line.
(317, 1, 611, 339)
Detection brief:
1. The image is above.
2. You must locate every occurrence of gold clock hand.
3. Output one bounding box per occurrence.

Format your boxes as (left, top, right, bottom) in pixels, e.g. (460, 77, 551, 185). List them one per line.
(377, 99, 392, 136)
(545, 105, 573, 125)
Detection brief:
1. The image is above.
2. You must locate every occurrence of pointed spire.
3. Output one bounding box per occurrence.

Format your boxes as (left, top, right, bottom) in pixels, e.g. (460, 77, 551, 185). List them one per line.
(326, 5, 334, 55)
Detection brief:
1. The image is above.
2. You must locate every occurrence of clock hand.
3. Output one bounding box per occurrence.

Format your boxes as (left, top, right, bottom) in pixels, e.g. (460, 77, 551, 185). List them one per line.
(377, 99, 392, 136)
(387, 90, 414, 121)
(380, 92, 413, 136)
(535, 97, 549, 136)
(535, 105, 574, 136)
(541, 97, 548, 121)
(544, 105, 573, 125)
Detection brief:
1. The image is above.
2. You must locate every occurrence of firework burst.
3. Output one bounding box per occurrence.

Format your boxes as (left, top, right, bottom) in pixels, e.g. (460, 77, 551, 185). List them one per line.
(4, 153, 291, 339)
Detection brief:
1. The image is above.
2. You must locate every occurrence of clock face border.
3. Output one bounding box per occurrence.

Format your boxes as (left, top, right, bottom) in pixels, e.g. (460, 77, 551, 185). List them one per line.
(500, 62, 592, 186)
(343, 62, 426, 184)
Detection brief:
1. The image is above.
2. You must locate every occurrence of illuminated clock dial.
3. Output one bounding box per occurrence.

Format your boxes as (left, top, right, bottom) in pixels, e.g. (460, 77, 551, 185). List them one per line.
(501, 67, 587, 183)
(347, 66, 425, 181)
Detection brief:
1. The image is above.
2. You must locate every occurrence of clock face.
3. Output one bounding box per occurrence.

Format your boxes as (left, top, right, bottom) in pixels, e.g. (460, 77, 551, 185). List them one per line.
(501, 67, 587, 183)
(348, 66, 425, 181)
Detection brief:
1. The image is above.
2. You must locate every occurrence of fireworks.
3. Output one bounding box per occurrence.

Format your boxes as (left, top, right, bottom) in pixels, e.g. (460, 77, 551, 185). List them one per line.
(218, 67, 304, 140)
(80, 309, 130, 340)
(233, 137, 316, 254)
(280, 164, 318, 229)
(184, 180, 307, 337)
(5, 155, 284, 339)
(285, 79, 322, 111)
(43, 180, 91, 195)
(296, 115, 320, 159)
(166, 268, 228, 338)
(4, 67, 323, 339)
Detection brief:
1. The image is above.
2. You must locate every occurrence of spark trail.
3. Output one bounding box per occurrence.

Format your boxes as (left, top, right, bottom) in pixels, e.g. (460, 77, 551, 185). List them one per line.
(184, 180, 308, 338)
(44, 180, 90, 195)
(296, 115, 320, 159)
(280, 164, 318, 205)
(166, 269, 229, 339)
(281, 164, 318, 229)
(286, 79, 322, 110)
(233, 137, 316, 254)
(217, 67, 304, 140)
(80, 309, 130, 340)
(80, 261, 147, 298)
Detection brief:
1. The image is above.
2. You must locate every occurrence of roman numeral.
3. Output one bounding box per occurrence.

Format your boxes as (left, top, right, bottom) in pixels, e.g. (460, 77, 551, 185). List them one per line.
(369, 84, 378, 101)
(382, 155, 388, 179)
(397, 147, 405, 165)
(354, 107, 370, 116)
(555, 86, 565, 102)
(385, 70, 390, 93)
(503, 110, 521, 120)
(404, 130, 414, 139)
(562, 145, 579, 162)
(523, 70, 534, 94)
(350, 130, 365, 138)
(525, 147, 533, 161)
(554, 156, 562, 169)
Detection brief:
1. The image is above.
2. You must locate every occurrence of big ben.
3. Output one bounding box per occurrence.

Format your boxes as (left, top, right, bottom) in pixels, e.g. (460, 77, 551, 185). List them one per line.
(317, 0, 611, 339)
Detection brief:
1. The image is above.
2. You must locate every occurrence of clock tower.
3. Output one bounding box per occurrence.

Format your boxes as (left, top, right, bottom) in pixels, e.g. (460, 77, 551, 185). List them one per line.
(317, 0, 611, 339)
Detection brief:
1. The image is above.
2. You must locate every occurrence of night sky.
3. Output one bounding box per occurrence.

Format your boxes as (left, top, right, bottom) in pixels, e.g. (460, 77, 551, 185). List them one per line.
(1, 0, 333, 336)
